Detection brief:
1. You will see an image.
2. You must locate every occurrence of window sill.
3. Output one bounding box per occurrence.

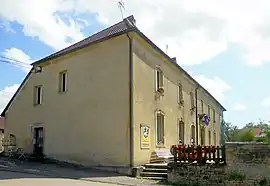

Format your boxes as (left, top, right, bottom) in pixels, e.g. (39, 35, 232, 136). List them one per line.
(156, 144, 165, 148)
(33, 104, 42, 107)
(58, 91, 68, 94)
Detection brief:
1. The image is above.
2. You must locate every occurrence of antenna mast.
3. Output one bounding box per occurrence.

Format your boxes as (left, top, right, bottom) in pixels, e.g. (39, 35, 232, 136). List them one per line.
(118, 0, 125, 20)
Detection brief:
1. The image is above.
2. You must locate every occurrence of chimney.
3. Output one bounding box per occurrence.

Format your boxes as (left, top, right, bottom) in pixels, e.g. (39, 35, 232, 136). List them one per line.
(171, 57, 177, 63)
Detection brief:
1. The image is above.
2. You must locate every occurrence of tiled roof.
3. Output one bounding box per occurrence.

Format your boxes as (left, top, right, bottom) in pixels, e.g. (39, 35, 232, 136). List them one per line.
(0, 117, 4, 130)
(32, 15, 136, 65)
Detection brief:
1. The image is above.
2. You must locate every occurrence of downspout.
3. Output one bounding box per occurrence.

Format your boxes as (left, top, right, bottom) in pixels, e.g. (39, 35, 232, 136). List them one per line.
(195, 85, 199, 145)
(126, 33, 134, 167)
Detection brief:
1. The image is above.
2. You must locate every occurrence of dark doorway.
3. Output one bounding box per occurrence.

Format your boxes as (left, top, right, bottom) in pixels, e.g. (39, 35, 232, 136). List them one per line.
(33, 127, 44, 157)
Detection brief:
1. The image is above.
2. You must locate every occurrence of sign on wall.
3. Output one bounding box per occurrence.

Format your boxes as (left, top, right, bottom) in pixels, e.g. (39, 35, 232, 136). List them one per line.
(140, 124, 150, 149)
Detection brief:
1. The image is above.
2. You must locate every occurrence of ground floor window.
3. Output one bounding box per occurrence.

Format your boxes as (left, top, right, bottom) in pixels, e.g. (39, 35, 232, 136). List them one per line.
(213, 132, 217, 146)
(191, 125, 195, 143)
(200, 127, 205, 145)
(208, 130, 211, 145)
(178, 120, 184, 143)
(156, 111, 165, 146)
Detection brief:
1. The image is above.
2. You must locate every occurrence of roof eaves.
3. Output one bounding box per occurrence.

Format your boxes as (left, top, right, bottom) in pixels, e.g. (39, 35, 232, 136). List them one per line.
(133, 28, 226, 111)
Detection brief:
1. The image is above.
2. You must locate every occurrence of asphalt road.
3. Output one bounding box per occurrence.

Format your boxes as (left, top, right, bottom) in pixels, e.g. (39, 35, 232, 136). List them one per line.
(0, 170, 120, 186)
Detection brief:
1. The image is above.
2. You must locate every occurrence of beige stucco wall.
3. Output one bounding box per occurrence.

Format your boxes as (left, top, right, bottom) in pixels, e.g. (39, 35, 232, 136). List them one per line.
(132, 34, 223, 166)
(0, 131, 3, 152)
(4, 35, 131, 167)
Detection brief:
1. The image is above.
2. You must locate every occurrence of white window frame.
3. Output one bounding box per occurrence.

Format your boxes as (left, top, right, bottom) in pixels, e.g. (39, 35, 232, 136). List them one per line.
(208, 130, 211, 145)
(190, 92, 194, 108)
(201, 100, 204, 113)
(34, 85, 42, 105)
(59, 70, 68, 93)
(213, 109, 216, 122)
(155, 67, 164, 92)
(156, 110, 165, 147)
(177, 83, 183, 104)
(178, 119, 185, 143)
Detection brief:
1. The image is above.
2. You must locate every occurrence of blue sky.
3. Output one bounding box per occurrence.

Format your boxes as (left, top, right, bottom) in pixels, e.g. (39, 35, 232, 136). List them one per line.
(1, 0, 270, 128)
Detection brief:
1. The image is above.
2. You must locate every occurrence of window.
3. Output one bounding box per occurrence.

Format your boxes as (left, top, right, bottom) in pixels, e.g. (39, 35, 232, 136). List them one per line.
(201, 100, 204, 113)
(34, 85, 42, 105)
(213, 109, 216, 122)
(156, 68, 164, 92)
(178, 83, 183, 103)
(156, 112, 165, 146)
(208, 130, 211, 145)
(213, 132, 217, 146)
(191, 125, 195, 142)
(190, 92, 194, 108)
(178, 120, 184, 143)
(200, 127, 205, 145)
(59, 71, 67, 92)
(208, 105, 210, 117)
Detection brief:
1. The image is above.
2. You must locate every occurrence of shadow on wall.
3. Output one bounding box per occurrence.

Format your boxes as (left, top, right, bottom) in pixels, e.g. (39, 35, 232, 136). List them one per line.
(168, 142, 270, 186)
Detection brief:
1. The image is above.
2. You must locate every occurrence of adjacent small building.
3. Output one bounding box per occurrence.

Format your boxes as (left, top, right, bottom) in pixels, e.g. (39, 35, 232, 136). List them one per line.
(0, 15, 225, 170)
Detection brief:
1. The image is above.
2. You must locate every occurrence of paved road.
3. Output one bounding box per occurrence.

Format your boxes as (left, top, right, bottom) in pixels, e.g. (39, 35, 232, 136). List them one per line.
(0, 170, 119, 186)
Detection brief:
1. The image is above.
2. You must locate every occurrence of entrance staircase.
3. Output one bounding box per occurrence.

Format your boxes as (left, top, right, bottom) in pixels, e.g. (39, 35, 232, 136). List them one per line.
(140, 163, 168, 180)
(139, 149, 173, 180)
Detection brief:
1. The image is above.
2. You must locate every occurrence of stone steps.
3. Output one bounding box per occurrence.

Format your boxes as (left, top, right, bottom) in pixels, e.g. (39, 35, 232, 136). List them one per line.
(140, 163, 168, 180)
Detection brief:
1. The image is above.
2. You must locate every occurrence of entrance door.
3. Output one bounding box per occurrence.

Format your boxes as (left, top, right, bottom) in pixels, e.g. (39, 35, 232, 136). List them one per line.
(33, 127, 44, 156)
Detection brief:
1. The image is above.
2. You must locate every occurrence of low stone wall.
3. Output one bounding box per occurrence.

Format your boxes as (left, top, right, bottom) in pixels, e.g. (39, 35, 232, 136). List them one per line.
(168, 142, 270, 186)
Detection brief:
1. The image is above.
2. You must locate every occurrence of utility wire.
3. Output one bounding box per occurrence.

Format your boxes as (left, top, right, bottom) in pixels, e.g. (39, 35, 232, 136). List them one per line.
(0, 55, 30, 65)
(0, 59, 31, 68)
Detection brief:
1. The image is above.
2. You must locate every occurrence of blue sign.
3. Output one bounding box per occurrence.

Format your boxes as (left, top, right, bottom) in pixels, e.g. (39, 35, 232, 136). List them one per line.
(204, 115, 209, 126)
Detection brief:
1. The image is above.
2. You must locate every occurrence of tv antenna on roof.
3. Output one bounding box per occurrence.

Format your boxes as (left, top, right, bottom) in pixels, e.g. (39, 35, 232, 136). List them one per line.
(118, 0, 125, 20)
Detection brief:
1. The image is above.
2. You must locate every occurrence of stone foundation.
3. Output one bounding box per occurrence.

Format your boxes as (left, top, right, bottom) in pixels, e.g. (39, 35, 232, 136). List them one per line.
(168, 143, 270, 186)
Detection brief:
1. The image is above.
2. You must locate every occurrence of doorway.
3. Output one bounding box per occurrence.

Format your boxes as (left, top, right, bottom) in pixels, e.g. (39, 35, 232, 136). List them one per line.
(33, 127, 44, 156)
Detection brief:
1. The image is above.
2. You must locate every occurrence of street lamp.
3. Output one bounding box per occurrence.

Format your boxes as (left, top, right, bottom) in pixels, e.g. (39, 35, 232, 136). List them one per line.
(195, 85, 200, 145)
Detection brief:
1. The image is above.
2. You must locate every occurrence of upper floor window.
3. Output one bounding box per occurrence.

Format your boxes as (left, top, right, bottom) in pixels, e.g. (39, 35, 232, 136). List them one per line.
(213, 109, 216, 122)
(59, 70, 67, 92)
(156, 67, 164, 93)
(190, 92, 194, 108)
(178, 83, 183, 104)
(208, 105, 210, 117)
(34, 85, 42, 105)
(201, 100, 204, 113)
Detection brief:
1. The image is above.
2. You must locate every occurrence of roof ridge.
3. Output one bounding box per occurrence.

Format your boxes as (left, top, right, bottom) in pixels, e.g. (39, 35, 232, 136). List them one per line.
(31, 15, 135, 65)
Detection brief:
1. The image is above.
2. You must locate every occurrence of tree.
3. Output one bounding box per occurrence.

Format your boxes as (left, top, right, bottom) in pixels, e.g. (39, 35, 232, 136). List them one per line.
(223, 120, 238, 142)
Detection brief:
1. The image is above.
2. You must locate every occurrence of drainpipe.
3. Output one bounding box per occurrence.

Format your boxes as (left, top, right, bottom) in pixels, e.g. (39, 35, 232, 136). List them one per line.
(126, 33, 134, 168)
(220, 113, 225, 146)
(195, 85, 199, 145)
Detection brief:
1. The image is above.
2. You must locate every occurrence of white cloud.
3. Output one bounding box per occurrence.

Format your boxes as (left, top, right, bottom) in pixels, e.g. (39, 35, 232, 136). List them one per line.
(2, 1, 270, 66)
(0, 20, 15, 33)
(62, 0, 270, 66)
(2, 48, 32, 72)
(0, 0, 86, 51)
(262, 96, 270, 107)
(188, 72, 231, 104)
(0, 84, 19, 113)
(232, 103, 246, 111)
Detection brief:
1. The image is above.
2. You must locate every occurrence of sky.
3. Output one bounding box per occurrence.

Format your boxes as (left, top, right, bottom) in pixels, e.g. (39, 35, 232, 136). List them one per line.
(1, 0, 270, 128)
